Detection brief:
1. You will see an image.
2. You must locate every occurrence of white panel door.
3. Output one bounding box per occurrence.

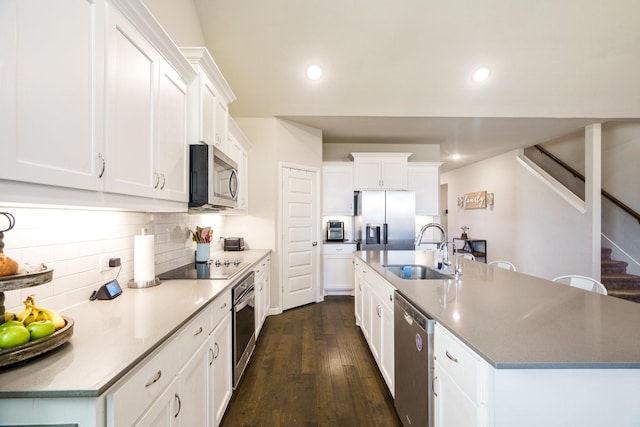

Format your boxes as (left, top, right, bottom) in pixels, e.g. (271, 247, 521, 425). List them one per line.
(282, 167, 318, 310)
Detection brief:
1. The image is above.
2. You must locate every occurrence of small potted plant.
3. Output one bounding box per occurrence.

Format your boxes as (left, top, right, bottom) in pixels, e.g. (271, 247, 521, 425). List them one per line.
(460, 226, 469, 239)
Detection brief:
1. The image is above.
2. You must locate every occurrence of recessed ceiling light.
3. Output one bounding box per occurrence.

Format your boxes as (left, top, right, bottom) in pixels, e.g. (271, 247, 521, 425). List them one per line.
(452, 154, 462, 160)
(306, 65, 323, 80)
(472, 67, 490, 83)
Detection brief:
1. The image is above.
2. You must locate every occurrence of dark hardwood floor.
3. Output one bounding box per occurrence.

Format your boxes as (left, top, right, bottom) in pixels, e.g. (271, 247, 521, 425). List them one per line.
(221, 296, 402, 427)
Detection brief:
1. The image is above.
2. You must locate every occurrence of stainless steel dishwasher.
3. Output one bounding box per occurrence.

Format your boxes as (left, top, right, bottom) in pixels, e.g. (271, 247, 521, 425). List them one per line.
(394, 291, 435, 427)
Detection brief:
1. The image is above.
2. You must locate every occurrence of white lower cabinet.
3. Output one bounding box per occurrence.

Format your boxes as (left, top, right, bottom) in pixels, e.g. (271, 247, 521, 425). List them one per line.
(323, 243, 356, 295)
(354, 259, 364, 326)
(210, 312, 233, 426)
(136, 377, 180, 427)
(254, 255, 271, 338)
(106, 291, 232, 427)
(354, 258, 395, 395)
(434, 323, 489, 427)
(177, 340, 209, 426)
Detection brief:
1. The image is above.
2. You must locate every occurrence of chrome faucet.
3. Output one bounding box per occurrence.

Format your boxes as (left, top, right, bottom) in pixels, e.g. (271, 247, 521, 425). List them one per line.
(415, 223, 451, 266)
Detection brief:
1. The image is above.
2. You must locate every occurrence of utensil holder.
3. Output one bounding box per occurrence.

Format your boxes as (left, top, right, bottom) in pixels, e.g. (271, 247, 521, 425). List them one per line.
(196, 243, 210, 263)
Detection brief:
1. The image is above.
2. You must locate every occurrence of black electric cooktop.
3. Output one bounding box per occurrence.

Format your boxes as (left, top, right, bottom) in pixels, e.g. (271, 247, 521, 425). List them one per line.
(159, 258, 251, 280)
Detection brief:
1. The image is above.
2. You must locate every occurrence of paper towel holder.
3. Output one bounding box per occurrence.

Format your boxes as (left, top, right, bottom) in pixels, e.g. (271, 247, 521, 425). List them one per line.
(128, 277, 161, 289)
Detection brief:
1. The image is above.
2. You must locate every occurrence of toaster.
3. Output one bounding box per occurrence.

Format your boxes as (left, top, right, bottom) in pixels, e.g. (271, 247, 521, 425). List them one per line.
(223, 237, 245, 251)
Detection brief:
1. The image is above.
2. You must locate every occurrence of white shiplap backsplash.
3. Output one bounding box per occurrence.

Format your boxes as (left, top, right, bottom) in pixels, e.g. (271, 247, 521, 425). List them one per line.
(0, 206, 225, 313)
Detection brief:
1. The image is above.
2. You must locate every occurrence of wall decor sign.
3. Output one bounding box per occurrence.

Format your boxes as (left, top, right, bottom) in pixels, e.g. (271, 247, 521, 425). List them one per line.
(463, 191, 487, 209)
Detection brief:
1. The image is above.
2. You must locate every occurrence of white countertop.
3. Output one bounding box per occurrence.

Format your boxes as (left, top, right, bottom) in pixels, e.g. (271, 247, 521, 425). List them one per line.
(0, 249, 270, 398)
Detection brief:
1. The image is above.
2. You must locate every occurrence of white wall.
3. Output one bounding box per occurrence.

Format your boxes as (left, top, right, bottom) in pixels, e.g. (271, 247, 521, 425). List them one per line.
(442, 150, 594, 280)
(0, 206, 225, 313)
(535, 122, 640, 275)
(142, 0, 206, 46)
(227, 118, 323, 311)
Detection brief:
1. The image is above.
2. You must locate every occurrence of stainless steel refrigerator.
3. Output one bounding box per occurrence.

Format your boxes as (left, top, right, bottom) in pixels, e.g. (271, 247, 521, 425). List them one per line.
(355, 191, 416, 250)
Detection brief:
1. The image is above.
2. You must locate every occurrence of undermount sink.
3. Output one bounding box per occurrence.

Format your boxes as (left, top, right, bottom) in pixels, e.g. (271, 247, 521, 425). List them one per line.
(384, 264, 452, 280)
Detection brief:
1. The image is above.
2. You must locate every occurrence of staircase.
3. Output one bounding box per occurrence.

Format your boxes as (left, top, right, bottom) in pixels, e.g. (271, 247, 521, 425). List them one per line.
(601, 248, 640, 303)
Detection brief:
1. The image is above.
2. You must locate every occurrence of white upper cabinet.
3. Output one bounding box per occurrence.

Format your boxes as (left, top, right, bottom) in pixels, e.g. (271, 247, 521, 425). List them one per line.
(323, 164, 354, 215)
(156, 59, 189, 202)
(104, 1, 195, 202)
(352, 153, 411, 190)
(105, 7, 159, 198)
(408, 163, 441, 216)
(181, 47, 236, 156)
(0, 0, 106, 191)
(1, 0, 196, 209)
(227, 119, 251, 214)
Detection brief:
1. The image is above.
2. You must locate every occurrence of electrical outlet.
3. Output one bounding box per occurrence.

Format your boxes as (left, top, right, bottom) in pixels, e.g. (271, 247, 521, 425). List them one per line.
(99, 256, 111, 272)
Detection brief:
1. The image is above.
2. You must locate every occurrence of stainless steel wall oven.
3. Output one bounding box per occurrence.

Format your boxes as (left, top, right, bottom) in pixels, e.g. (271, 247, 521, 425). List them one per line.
(232, 271, 255, 388)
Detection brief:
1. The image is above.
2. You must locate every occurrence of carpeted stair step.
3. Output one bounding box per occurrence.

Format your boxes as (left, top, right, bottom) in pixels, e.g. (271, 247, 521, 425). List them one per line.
(601, 259, 629, 275)
(604, 287, 640, 304)
(602, 273, 640, 291)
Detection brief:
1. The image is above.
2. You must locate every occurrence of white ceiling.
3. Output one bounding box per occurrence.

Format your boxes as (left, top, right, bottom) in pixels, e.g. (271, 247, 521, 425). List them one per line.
(192, 0, 640, 171)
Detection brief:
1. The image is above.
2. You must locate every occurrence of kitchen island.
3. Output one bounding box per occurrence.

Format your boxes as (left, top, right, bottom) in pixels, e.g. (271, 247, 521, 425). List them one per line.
(356, 250, 640, 427)
(0, 249, 270, 426)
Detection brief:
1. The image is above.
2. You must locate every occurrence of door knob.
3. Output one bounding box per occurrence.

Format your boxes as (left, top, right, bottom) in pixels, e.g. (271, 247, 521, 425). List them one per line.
(312, 242, 318, 246)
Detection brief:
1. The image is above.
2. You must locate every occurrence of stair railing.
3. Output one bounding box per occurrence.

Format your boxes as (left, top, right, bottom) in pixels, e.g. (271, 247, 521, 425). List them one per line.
(533, 144, 640, 224)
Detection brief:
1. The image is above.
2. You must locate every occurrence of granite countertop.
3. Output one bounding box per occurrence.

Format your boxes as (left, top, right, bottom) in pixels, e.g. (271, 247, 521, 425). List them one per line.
(0, 249, 271, 398)
(356, 250, 640, 369)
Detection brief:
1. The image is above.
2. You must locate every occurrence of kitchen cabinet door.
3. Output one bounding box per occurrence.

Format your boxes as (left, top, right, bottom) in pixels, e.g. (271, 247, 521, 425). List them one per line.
(354, 261, 363, 326)
(352, 153, 410, 190)
(215, 97, 229, 153)
(323, 243, 356, 294)
(156, 59, 188, 202)
(135, 378, 179, 427)
(254, 256, 271, 337)
(408, 163, 441, 216)
(380, 298, 395, 396)
(358, 267, 372, 342)
(105, 6, 159, 198)
(434, 366, 483, 427)
(322, 164, 354, 215)
(210, 312, 233, 426)
(226, 120, 250, 214)
(181, 47, 235, 157)
(0, 0, 106, 191)
(370, 293, 383, 363)
(200, 74, 217, 146)
(177, 340, 209, 426)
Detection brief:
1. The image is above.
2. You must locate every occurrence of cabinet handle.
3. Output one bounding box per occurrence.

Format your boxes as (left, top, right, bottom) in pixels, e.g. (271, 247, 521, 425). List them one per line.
(154, 173, 160, 189)
(389, 294, 393, 302)
(209, 347, 214, 365)
(214, 342, 220, 359)
(193, 326, 203, 336)
(160, 173, 166, 189)
(98, 153, 106, 178)
(445, 350, 459, 363)
(144, 370, 162, 387)
(220, 302, 227, 310)
(174, 393, 181, 418)
(376, 305, 382, 318)
(432, 376, 439, 398)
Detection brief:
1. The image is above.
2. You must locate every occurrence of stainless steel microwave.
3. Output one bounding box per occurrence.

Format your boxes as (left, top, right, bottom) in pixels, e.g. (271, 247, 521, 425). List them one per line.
(189, 144, 238, 210)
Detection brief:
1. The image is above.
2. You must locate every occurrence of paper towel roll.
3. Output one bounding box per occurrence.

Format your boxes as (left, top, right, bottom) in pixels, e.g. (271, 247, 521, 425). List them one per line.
(134, 232, 155, 283)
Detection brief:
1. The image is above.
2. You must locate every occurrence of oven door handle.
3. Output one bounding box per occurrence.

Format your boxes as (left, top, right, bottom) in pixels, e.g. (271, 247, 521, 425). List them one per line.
(235, 287, 254, 311)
